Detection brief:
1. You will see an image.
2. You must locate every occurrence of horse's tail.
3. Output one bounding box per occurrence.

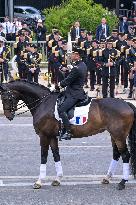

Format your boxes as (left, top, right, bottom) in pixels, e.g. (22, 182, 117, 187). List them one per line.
(127, 102, 136, 177)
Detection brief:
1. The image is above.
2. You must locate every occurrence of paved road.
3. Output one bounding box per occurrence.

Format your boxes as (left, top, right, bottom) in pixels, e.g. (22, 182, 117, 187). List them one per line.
(0, 117, 136, 205)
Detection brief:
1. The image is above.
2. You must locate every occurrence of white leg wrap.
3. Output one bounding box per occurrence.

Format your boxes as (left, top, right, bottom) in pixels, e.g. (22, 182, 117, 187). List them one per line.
(55, 161, 63, 177)
(107, 159, 118, 177)
(123, 163, 130, 181)
(38, 164, 46, 180)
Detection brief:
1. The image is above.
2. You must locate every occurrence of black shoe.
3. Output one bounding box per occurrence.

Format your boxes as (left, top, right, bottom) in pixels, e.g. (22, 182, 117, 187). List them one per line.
(61, 132, 72, 140)
(128, 94, 132, 98)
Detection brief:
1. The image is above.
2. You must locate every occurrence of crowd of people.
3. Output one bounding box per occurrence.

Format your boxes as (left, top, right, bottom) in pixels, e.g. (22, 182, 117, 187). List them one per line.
(0, 15, 136, 99)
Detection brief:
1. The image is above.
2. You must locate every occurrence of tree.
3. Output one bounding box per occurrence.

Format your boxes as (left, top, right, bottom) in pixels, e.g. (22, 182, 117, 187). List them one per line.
(43, 0, 118, 37)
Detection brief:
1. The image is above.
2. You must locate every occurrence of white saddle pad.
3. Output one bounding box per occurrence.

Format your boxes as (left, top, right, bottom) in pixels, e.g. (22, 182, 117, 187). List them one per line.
(54, 102, 91, 125)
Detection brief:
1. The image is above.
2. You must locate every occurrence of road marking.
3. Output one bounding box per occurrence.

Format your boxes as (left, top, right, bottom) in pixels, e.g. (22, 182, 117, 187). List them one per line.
(0, 175, 136, 187)
(59, 145, 111, 148)
(0, 124, 33, 126)
(0, 175, 134, 179)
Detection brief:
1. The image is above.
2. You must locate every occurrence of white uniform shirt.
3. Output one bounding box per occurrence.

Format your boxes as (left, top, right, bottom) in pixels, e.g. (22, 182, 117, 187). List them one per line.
(2, 21, 12, 34)
(10, 21, 22, 34)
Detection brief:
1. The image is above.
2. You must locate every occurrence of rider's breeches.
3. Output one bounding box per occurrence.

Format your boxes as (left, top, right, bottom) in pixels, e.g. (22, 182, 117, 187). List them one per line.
(58, 96, 78, 130)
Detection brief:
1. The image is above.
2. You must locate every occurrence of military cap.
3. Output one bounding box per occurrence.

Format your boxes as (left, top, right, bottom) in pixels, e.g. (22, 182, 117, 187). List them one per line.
(54, 30, 59, 35)
(106, 38, 113, 44)
(118, 32, 124, 37)
(87, 31, 92, 36)
(62, 40, 67, 45)
(100, 38, 106, 43)
(58, 38, 63, 41)
(91, 39, 98, 44)
(30, 44, 38, 49)
(127, 35, 133, 40)
(80, 28, 86, 32)
(72, 46, 84, 56)
(112, 29, 118, 33)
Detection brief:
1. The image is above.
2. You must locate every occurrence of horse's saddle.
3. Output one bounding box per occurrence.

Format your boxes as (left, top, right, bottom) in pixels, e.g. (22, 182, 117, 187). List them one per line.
(57, 92, 92, 120)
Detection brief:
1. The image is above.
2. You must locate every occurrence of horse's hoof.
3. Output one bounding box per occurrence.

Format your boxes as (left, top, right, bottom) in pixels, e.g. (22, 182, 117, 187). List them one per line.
(33, 182, 42, 189)
(117, 183, 125, 190)
(51, 180, 60, 186)
(101, 178, 110, 184)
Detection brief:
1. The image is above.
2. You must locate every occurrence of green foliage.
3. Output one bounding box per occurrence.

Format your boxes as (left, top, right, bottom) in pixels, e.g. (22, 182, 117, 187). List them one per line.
(43, 0, 118, 37)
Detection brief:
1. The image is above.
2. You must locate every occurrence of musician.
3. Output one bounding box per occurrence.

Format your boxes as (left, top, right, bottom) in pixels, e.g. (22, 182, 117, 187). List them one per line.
(116, 33, 127, 86)
(0, 37, 10, 83)
(25, 44, 42, 83)
(58, 47, 87, 140)
(14, 33, 28, 79)
(0, 24, 5, 38)
(99, 39, 119, 98)
(34, 19, 46, 41)
(86, 39, 98, 90)
(128, 61, 136, 98)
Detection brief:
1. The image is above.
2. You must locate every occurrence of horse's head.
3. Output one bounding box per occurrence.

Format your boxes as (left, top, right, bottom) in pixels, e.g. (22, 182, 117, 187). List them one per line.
(0, 85, 18, 121)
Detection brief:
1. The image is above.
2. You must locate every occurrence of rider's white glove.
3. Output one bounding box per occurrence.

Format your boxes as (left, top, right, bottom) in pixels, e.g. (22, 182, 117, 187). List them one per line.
(67, 65, 73, 70)
(49, 84, 56, 92)
(58, 82, 65, 92)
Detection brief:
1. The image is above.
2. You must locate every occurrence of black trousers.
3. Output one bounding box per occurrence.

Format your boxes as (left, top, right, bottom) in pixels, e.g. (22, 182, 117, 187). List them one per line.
(58, 96, 78, 130)
(102, 75, 115, 98)
(27, 72, 39, 83)
(90, 70, 95, 89)
(96, 68, 102, 85)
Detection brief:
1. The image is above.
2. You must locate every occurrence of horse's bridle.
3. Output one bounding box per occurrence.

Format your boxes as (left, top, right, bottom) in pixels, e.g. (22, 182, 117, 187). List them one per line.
(1, 89, 52, 116)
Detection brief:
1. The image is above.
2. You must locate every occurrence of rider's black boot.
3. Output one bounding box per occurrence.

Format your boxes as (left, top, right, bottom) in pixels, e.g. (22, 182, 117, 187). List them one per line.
(59, 112, 73, 140)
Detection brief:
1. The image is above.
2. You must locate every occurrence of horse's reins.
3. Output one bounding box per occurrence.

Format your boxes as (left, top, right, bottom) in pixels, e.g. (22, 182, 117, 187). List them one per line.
(4, 90, 52, 117)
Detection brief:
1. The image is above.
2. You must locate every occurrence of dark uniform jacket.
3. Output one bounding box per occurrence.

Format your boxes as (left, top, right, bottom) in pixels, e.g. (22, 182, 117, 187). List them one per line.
(60, 60, 87, 100)
(25, 52, 41, 73)
(100, 48, 118, 77)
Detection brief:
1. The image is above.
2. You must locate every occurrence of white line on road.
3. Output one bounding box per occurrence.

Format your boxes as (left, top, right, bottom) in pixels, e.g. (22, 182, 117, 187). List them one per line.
(0, 175, 134, 179)
(0, 124, 33, 126)
(0, 175, 136, 187)
(59, 145, 111, 148)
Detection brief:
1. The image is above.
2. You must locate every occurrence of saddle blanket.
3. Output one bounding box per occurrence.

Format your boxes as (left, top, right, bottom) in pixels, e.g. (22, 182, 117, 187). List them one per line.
(54, 102, 91, 125)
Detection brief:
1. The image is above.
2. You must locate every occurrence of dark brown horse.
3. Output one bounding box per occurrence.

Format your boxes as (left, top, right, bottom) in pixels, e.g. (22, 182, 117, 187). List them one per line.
(0, 79, 136, 190)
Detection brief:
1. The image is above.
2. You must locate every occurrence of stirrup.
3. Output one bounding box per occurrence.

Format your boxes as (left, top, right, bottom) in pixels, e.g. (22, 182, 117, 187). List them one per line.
(61, 132, 72, 140)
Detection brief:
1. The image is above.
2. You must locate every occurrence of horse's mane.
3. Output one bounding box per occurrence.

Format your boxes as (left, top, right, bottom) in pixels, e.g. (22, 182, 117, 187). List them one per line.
(8, 79, 51, 92)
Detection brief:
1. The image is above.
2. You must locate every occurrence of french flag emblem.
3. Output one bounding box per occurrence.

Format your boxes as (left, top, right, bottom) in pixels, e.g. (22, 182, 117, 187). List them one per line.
(76, 116, 87, 124)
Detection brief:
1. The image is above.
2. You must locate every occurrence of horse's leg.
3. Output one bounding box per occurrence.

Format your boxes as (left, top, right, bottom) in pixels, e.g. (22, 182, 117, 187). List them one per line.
(33, 145, 49, 189)
(116, 140, 130, 190)
(102, 140, 121, 184)
(50, 137, 63, 186)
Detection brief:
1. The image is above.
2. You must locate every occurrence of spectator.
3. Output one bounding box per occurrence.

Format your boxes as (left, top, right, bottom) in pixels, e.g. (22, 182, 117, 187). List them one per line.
(70, 21, 81, 41)
(96, 18, 110, 42)
(2, 16, 12, 41)
(0, 24, 5, 38)
(119, 16, 129, 34)
(10, 18, 22, 41)
(35, 19, 46, 41)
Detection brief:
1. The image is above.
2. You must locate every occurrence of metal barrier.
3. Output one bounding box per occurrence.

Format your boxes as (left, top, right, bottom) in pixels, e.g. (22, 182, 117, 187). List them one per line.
(119, 9, 133, 18)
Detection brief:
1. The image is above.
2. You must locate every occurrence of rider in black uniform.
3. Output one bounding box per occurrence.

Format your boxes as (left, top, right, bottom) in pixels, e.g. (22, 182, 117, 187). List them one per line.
(58, 47, 87, 139)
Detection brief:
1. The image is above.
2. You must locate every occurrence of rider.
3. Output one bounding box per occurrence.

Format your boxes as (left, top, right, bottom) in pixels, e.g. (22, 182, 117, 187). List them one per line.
(58, 46, 87, 139)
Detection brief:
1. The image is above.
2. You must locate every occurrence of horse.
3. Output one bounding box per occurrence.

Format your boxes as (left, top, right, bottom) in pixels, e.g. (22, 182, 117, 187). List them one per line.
(0, 79, 136, 190)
